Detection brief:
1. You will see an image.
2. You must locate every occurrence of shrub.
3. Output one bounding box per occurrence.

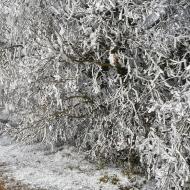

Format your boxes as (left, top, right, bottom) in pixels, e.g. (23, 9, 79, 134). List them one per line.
(0, 0, 190, 189)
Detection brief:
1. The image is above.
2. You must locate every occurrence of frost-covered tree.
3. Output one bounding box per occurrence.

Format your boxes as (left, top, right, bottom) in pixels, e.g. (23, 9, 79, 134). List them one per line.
(0, 0, 190, 189)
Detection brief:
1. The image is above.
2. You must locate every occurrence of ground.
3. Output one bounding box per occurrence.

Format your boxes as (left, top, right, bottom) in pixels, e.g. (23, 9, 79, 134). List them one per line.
(0, 135, 141, 190)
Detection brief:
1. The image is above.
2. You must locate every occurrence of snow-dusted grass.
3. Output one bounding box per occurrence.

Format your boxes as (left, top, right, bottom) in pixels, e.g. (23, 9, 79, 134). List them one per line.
(0, 135, 134, 190)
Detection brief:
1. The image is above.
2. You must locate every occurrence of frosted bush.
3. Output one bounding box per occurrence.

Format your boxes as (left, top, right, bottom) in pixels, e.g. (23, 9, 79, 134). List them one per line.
(0, 0, 190, 189)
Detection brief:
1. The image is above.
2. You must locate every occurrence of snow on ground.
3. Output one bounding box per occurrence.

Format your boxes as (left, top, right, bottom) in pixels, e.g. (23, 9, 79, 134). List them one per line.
(0, 134, 134, 190)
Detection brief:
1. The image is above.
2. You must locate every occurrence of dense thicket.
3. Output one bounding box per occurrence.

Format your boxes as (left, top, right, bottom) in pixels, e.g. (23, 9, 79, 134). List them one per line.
(0, 0, 190, 189)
